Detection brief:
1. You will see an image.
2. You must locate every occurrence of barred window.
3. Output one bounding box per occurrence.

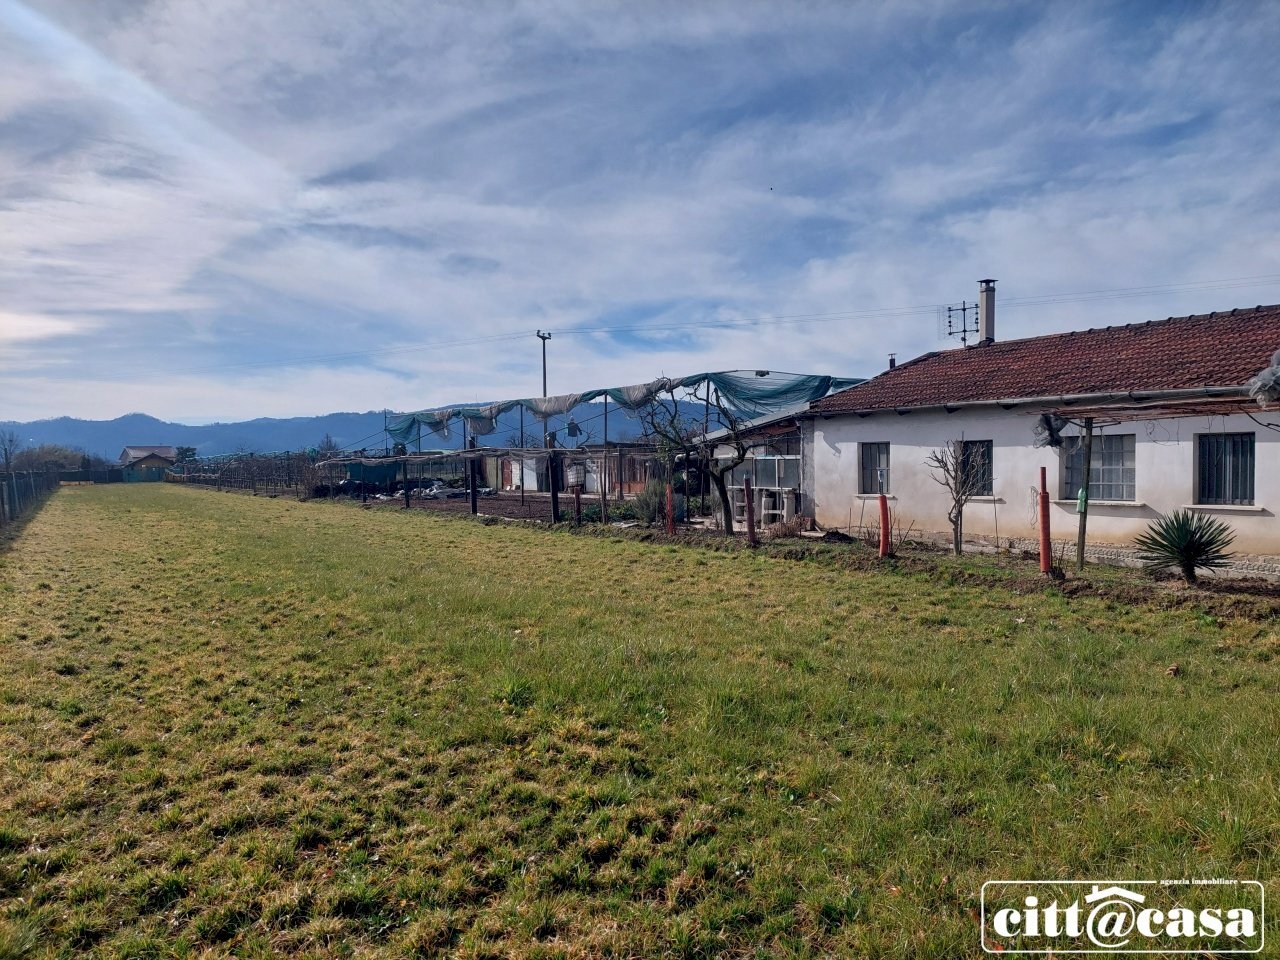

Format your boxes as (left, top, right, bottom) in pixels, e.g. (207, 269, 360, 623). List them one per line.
(860, 442, 890, 494)
(1197, 433, 1254, 505)
(959, 440, 993, 496)
(1063, 434, 1136, 501)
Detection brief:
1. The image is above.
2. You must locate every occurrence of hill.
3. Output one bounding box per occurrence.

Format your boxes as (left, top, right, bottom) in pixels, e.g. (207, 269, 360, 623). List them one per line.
(0, 403, 675, 459)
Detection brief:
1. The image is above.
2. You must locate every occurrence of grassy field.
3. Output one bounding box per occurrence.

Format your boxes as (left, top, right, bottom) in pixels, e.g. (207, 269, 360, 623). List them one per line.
(1, 485, 1277, 958)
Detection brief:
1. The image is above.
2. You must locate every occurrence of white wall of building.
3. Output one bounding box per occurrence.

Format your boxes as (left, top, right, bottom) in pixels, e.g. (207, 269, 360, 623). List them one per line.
(511, 456, 544, 491)
(805, 407, 1280, 554)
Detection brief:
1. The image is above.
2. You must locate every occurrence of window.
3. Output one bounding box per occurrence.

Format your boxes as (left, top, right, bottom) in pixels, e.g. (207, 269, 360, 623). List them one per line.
(1063, 434, 1136, 501)
(754, 458, 780, 488)
(1197, 433, 1254, 505)
(725, 453, 801, 489)
(960, 440, 994, 496)
(860, 442, 890, 494)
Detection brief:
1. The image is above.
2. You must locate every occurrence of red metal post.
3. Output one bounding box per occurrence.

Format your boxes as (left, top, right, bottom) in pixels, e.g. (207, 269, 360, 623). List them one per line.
(744, 476, 758, 547)
(877, 492, 891, 558)
(1038, 465, 1052, 574)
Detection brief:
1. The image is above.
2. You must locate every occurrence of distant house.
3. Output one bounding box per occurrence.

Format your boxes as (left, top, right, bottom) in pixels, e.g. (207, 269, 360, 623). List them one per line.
(804, 295, 1280, 554)
(119, 446, 177, 482)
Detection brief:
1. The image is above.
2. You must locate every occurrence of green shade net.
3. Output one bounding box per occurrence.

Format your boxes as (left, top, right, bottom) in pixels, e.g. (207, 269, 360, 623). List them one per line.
(386, 371, 863, 444)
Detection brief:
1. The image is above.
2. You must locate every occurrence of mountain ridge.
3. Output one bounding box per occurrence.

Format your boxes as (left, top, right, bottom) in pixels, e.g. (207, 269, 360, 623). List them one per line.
(1, 403, 668, 459)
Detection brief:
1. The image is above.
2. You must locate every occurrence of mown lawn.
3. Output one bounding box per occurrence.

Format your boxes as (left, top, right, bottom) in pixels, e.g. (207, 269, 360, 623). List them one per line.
(1, 485, 1277, 958)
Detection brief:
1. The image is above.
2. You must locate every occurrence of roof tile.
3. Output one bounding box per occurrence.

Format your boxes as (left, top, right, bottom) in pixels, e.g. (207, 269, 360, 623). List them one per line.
(812, 304, 1280, 414)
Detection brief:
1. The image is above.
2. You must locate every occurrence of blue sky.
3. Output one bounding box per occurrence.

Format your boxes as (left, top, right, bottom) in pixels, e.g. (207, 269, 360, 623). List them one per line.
(2, 0, 1279, 421)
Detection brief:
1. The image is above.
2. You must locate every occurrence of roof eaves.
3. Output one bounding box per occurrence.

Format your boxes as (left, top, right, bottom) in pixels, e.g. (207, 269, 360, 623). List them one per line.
(813, 384, 1249, 418)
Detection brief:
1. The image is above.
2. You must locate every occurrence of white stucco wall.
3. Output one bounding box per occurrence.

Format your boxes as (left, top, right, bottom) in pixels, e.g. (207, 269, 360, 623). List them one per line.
(806, 408, 1280, 554)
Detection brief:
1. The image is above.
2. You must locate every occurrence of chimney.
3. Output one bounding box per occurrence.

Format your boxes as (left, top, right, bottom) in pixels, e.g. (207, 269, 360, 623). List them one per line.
(888, 353, 897, 370)
(978, 279, 996, 343)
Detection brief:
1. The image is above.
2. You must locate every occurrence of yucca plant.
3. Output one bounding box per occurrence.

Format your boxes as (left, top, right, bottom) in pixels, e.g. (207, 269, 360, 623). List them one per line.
(1133, 509, 1236, 584)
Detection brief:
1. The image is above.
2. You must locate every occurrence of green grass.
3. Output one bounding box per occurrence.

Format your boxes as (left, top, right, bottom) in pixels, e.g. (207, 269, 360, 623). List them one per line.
(0, 485, 1277, 958)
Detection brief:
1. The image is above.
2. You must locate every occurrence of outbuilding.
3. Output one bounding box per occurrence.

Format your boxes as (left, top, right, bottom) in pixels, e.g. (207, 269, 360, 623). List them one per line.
(118, 445, 178, 482)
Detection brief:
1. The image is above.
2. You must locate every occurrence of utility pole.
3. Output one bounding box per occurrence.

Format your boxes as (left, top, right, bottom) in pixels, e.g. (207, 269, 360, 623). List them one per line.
(536, 330, 552, 397)
(702, 390, 710, 516)
(537, 330, 554, 518)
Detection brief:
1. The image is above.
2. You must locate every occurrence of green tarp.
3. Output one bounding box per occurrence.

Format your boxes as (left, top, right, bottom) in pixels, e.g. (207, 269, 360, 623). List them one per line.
(386, 371, 862, 444)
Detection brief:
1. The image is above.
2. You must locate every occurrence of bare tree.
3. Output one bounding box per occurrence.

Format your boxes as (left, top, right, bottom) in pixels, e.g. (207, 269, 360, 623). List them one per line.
(697, 385, 771, 536)
(926, 440, 989, 555)
(317, 433, 341, 456)
(14, 443, 81, 472)
(635, 387, 700, 523)
(636, 384, 774, 536)
(0, 430, 20, 473)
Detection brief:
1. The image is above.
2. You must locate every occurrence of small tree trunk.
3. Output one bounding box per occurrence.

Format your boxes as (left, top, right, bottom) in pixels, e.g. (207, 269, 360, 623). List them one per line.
(710, 471, 734, 535)
(1183, 562, 1198, 585)
(953, 509, 963, 555)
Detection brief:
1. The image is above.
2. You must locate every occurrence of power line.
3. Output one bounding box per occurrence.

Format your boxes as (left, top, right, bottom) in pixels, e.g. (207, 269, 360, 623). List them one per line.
(17, 272, 1280, 385)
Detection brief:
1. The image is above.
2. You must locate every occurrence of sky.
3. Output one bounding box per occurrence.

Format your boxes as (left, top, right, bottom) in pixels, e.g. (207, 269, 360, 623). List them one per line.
(2, 0, 1279, 423)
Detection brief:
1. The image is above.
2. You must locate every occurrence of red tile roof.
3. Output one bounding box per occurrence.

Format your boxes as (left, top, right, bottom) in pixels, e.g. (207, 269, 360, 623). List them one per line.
(812, 305, 1280, 415)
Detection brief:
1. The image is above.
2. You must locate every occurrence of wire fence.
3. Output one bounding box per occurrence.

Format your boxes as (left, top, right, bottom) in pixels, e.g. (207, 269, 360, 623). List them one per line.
(166, 449, 472, 500)
(1, 469, 61, 526)
(166, 446, 691, 526)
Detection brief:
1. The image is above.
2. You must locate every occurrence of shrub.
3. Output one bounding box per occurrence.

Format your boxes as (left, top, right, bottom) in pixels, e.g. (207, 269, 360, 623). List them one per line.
(632, 479, 685, 526)
(579, 502, 638, 524)
(764, 517, 805, 539)
(1133, 509, 1235, 584)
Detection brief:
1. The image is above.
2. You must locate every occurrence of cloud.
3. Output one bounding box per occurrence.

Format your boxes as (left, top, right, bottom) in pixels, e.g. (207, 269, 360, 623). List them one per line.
(0, 309, 94, 343)
(1, 0, 1279, 421)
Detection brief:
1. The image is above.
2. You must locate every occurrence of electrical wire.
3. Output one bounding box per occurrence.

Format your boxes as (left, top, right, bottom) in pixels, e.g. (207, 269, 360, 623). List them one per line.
(17, 272, 1280, 385)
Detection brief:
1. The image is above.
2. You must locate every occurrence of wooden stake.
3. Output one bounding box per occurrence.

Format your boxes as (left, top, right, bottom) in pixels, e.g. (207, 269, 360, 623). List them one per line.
(665, 479, 675, 536)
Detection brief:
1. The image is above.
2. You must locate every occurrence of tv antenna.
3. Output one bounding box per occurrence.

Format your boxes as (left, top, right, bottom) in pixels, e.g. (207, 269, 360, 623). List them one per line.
(945, 300, 979, 346)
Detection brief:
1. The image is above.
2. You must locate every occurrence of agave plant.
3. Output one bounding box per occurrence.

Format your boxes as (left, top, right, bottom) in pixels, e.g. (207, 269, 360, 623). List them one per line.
(1133, 509, 1236, 584)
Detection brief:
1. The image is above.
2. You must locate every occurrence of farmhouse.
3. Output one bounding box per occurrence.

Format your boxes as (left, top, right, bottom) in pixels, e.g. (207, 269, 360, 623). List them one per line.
(118, 445, 177, 482)
(802, 296, 1280, 554)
